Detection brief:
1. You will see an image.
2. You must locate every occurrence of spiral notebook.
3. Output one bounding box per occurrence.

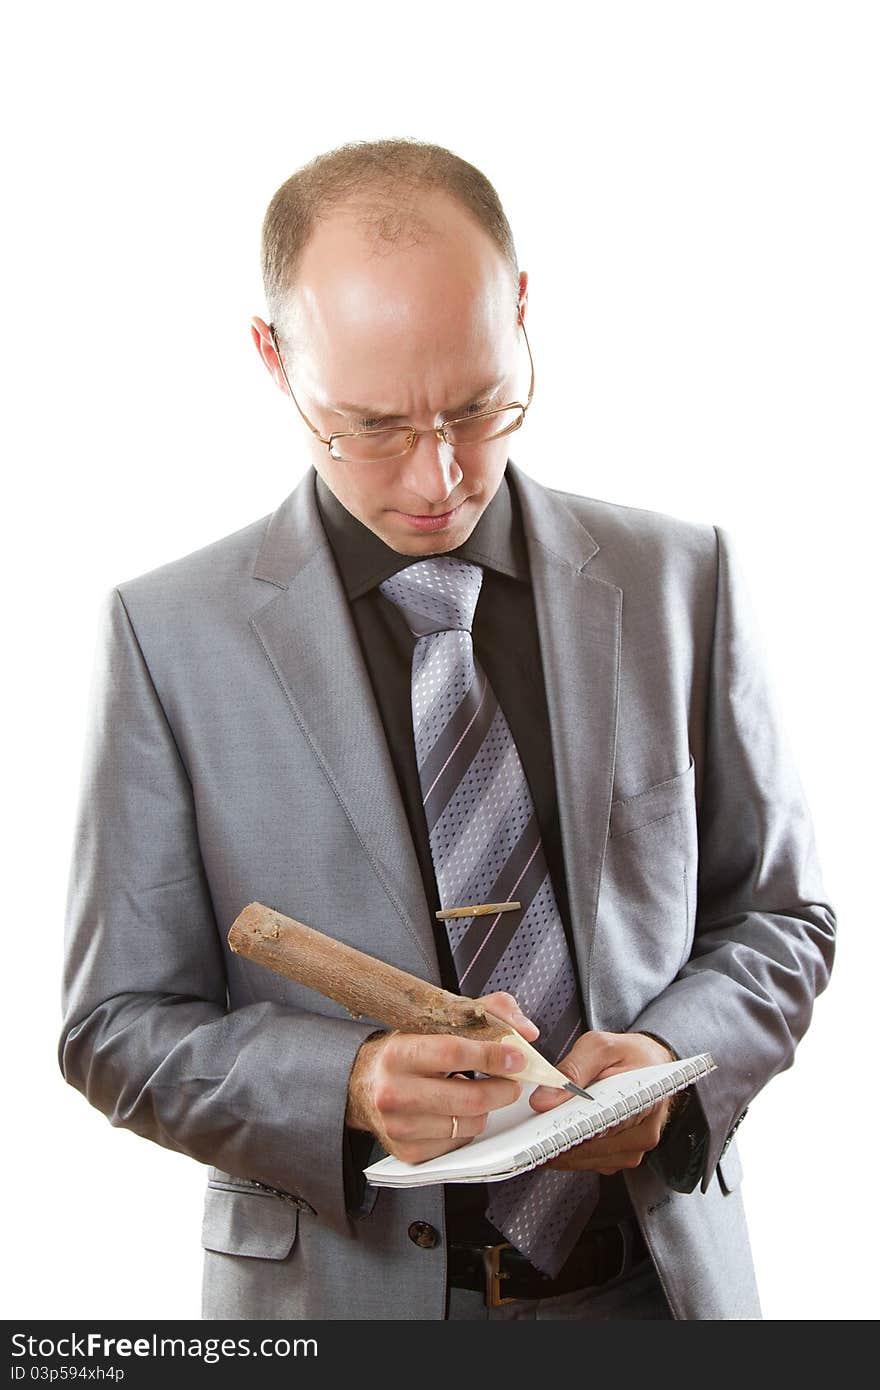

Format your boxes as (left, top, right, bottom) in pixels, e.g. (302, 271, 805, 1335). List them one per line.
(364, 1052, 715, 1187)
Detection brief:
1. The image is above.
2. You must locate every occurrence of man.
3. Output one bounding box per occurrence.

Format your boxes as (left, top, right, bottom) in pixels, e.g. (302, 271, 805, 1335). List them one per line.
(59, 139, 835, 1321)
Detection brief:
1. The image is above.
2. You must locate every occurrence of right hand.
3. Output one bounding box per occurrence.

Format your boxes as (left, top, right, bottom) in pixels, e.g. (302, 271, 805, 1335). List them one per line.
(345, 992, 539, 1165)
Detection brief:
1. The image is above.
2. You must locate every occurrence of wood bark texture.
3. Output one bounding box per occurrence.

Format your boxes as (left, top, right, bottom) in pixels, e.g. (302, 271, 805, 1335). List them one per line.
(227, 901, 570, 1088)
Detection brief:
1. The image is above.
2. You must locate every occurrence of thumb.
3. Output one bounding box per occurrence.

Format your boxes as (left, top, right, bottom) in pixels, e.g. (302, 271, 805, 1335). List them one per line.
(529, 1031, 607, 1111)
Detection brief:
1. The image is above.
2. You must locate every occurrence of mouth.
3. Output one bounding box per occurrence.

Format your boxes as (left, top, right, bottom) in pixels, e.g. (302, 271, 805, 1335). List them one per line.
(394, 501, 466, 532)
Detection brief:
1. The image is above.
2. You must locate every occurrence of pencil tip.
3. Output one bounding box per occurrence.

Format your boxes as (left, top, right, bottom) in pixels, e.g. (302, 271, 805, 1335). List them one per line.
(565, 1081, 596, 1101)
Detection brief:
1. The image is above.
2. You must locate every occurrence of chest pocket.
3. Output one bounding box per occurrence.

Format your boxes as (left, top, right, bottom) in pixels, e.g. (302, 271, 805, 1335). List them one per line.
(201, 1172, 300, 1260)
(591, 756, 698, 1031)
(608, 756, 697, 841)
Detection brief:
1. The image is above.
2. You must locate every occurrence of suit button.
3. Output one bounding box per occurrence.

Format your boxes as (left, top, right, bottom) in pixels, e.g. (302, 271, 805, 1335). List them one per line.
(408, 1221, 439, 1249)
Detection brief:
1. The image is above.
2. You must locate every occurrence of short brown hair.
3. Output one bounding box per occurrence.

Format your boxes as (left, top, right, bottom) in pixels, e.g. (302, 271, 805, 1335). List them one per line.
(261, 137, 520, 347)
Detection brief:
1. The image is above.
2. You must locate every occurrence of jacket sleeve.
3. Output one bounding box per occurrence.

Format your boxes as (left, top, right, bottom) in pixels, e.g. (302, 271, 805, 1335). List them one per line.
(630, 525, 836, 1191)
(59, 586, 381, 1235)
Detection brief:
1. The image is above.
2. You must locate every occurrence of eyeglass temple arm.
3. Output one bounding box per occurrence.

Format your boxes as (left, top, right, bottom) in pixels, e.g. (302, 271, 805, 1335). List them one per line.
(268, 323, 333, 444)
(518, 309, 535, 409)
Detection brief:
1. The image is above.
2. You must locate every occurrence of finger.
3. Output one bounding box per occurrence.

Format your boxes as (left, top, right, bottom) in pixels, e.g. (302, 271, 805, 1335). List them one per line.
(570, 1113, 661, 1156)
(540, 1107, 666, 1168)
(600, 1109, 666, 1149)
(374, 1071, 522, 1121)
(383, 1031, 526, 1081)
(476, 991, 540, 1041)
(530, 1030, 679, 1111)
(527, 1032, 621, 1109)
(587, 1110, 653, 1140)
(530, 1080, 666, 1132)
(528, 1079, 650, 1116)
(382, 1108, 488, 1145)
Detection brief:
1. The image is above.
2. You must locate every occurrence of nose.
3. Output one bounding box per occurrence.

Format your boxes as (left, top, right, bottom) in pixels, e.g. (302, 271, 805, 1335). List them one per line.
(398, 428, 463, 507)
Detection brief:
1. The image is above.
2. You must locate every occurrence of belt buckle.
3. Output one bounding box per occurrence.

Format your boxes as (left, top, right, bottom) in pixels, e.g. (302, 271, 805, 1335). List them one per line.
(482, 1242, 518, 1307)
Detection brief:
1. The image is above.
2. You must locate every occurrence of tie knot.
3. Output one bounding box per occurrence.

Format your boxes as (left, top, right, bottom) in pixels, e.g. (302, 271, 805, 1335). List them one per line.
(378, 556, 484, 636)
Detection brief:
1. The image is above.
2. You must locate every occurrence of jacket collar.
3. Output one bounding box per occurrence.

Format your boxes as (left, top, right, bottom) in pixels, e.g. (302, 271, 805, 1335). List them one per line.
(253, 456, 599, 589)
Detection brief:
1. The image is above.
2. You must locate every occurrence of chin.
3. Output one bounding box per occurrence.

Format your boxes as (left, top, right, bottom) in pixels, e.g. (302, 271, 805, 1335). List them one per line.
(402, 516, 475, 553)
(387, 532, 452, 557)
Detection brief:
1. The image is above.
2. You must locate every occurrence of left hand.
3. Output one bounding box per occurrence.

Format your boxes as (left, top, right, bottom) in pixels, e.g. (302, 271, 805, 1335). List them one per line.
(528, 1031, 677, 1174)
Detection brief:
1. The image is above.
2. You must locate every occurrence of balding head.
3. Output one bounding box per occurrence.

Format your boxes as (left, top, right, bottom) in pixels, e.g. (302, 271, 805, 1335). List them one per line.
(260, 137, 520, 342)
(252, 144, 530, 556)
(283, 191, 519, 423)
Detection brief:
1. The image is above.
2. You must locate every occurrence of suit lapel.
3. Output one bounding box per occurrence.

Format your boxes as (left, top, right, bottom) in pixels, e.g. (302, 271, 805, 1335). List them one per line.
(249, 467, 441, 980)
(248, 460, 621, 1010)
(506, 460, 621, 1020)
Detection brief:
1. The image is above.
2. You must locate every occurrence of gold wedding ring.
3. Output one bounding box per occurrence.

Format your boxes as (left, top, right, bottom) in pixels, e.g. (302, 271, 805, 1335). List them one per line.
(450, 1116, 459, 1141)
(435, 901, 521, 921)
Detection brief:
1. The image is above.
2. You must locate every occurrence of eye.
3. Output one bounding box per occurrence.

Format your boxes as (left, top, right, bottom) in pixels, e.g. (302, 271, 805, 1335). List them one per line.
(447, 401, 490, 421)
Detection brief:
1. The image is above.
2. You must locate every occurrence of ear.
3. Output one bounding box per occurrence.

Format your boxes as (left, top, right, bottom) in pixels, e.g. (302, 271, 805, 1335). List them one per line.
(250, 316, 288, 396)
(517, 269, 529, 323)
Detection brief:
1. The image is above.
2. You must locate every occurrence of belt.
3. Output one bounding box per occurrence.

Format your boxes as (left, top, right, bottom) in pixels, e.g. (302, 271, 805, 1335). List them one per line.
(447, 1219, 648, 1307)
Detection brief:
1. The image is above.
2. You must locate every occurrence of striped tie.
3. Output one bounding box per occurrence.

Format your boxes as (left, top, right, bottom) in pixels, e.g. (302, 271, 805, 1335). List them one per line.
(379, 554, 599, 1278)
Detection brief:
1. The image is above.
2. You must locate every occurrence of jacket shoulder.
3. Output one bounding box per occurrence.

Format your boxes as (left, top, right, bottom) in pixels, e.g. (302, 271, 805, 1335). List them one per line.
(113, 511, 274, 611)
(547, 484, 719, 583)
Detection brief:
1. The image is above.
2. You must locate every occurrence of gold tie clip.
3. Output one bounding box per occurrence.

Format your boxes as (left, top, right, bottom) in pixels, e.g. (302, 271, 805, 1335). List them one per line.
(434, 901, 522, 921)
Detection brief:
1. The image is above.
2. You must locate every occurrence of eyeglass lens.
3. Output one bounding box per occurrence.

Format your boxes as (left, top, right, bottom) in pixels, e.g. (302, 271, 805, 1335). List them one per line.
(329, 406, 525, 463)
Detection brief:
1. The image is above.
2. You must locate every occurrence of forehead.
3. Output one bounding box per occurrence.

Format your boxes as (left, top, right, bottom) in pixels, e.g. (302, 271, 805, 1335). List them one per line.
(286, 196, 515, 388)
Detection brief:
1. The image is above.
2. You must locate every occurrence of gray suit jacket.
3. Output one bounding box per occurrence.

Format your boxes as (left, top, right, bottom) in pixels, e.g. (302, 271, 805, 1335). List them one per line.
(59, 458, 835, 1320)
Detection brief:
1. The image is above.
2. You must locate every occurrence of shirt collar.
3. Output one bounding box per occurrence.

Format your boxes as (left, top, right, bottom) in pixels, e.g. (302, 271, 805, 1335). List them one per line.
(313, 463, 530, 600)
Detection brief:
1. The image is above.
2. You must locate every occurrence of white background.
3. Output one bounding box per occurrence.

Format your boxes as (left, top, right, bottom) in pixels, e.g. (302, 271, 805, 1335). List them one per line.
(3, 1, 876, 1321)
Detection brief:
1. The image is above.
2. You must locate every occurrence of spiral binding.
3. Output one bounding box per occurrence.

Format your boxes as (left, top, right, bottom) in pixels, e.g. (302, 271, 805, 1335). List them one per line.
(510, 1053, 714, 1175)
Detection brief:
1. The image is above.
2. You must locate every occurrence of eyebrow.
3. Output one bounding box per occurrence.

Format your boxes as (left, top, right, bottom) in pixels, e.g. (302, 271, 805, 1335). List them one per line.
(327, 378, 506, 422)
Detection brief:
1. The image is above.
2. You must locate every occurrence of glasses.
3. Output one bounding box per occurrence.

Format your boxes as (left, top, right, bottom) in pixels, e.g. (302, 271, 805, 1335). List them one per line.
(268, 313, 535, 464)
